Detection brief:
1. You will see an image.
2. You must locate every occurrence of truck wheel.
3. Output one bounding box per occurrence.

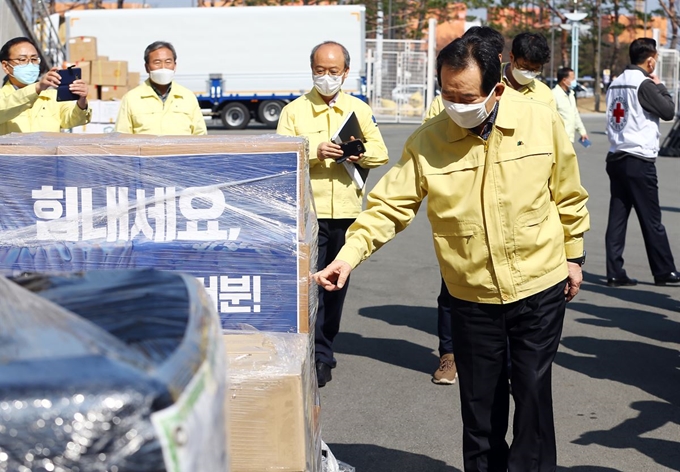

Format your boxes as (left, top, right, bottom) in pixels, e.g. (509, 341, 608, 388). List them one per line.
(220, 103, 250, 130)
(257, 100, 285, 129)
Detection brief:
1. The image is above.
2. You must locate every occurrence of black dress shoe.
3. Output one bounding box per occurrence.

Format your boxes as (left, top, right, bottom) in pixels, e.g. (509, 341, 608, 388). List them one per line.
(654, 271, 680, 286)
(606, 276, 638, 287)
(316, 361, 333, 388)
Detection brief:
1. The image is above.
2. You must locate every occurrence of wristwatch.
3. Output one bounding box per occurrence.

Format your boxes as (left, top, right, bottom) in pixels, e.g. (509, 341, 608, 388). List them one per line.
(567, 251, 586, 266)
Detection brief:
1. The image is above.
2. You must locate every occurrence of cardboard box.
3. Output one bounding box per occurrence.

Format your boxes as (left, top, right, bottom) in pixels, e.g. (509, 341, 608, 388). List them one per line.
(91, 60, 128, 86)
(100, 85, 128, 101)
(87, 84, 99, 101)
(64, 61, 91, 84)
(70, 122, 116, 134)
(98, 101, 122, 123)
(68, 36, 97, 62)
(223, 332, 321, 472)
(97, 56, 109, 61)
(127, 72, 141, 89)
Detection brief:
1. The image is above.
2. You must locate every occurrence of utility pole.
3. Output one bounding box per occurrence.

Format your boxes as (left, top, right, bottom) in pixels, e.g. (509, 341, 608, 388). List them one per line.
(595, 0, 602, 111)
(376, 0, 383, 100)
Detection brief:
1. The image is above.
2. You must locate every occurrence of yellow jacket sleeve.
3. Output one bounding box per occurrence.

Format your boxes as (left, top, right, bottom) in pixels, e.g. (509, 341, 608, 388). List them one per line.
(59, 101, 91, 129)
(191, 101, 207, 135)
(357, 108, 389, 169)
(276, 104, 324, 168)
(114, 95, 133, 133)
(548, 110, 590, 258)
(0, 83, 39, 124)
(336, 143, 424, 268)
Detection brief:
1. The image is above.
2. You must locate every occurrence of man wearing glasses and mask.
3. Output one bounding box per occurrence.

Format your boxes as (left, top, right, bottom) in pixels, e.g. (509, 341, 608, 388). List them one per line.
(0, 37, 90, 134)
(115, 41, 205, 135)
(277, 41, 388, 388)
(503, 32, 556, 110)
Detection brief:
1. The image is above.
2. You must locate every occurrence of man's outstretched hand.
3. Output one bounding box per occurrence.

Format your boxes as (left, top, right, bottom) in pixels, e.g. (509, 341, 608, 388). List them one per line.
(313, 260, 352, 291)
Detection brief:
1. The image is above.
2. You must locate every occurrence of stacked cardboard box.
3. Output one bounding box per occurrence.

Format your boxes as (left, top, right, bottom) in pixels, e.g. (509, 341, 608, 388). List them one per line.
(224, 331, 321, 472)
(66, 36, 140, 102)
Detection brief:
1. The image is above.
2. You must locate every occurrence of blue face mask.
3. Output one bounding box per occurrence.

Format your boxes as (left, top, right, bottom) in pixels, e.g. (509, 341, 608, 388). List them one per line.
(569, 81, 577, 90)
(10, 63, 40, 85)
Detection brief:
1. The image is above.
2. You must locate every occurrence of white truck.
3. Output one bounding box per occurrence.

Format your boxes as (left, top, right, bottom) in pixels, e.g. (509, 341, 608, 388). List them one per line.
(64, 5, 367, 129)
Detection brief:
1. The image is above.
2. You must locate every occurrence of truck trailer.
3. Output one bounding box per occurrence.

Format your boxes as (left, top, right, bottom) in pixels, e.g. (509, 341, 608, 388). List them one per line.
(65, 5, 367, 129)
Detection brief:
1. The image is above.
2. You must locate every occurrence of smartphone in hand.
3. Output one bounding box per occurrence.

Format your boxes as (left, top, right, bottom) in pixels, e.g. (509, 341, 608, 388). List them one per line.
(336, 139, 367, 163)
(56, 67, 81, 102)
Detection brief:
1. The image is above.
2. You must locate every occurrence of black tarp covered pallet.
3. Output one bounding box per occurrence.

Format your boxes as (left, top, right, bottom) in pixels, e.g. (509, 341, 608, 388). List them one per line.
(659, 117, 680, 157)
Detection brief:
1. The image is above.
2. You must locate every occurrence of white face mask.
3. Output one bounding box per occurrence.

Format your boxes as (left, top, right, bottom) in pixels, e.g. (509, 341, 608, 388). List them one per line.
(511, 67, 539, 86)
(442, 86, 497, 129)
(149, 68, 175, 86)
(313, 73, 343, 97)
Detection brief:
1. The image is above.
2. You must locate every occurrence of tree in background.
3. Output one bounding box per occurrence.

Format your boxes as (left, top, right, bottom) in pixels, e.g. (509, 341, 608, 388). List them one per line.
(658, 0, 679, 49)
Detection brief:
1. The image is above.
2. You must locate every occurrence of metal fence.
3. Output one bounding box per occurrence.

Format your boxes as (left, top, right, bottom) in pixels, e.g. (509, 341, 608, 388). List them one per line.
(656, 48, 680, 115)
(366, 39, 430, 124)
(4, 0, 64, 67)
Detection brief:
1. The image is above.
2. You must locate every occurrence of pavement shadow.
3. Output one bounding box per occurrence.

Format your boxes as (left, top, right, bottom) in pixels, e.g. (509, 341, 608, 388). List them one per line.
(333, 331, 439, 375)
(328, 443, 462, 472)
(572, 401, 680, 471)
(568, 302, 680, 344)
(556, 336, 680, 406)
(357, 305, 438, 337)
(581, 271, 680, 312)
(661, 205, 680, 213)
(557, 467, 621, 471)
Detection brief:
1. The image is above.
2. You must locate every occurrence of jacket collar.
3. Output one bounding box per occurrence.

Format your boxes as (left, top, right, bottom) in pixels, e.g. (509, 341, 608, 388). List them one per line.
(626, 64, 651, 77)
(446, 87, 519, 142)
(140, 79, 179, 99)
(308, 88, 350, 114)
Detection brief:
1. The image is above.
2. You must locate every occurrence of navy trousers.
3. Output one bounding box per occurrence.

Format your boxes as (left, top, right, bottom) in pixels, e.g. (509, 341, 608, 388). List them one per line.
(605, 156, 676, 278)
(315, 218, 354, 366)
(450, 280, 567, 472)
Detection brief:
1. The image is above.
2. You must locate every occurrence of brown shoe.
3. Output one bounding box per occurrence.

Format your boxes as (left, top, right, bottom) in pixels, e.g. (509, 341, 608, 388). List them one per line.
(432, 353, 457, 385)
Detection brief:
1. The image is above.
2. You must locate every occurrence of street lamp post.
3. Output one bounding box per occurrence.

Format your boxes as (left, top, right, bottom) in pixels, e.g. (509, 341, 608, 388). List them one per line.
(561, 11, 588, 82)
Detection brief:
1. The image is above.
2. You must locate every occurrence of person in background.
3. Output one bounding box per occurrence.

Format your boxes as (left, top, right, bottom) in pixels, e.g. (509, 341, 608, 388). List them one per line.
(315, 35, 589, 472)
(115, 41, 206, 135)
(277, 41, 389, 388)
(503, 32, 555, 110)
(552, 67, 589, 145)
(605, 38, 680, 287)
(0, 37, 90, 135)
(424, 25, 506, 387)
(424, 26, 505, 122)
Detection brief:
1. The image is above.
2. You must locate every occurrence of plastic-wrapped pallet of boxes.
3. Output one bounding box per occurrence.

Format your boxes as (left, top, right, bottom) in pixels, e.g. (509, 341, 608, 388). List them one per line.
(0, 269, 227, 471)
(0, 133, 317, 335)
(0, 132, 321, 471)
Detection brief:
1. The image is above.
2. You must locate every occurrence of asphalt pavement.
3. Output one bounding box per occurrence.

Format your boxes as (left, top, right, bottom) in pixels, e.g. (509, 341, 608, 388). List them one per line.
(211, 114, 680, 472)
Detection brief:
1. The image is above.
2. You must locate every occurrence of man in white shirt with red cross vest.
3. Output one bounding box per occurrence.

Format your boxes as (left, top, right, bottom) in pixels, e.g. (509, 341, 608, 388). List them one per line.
(605, 38, 680, 287)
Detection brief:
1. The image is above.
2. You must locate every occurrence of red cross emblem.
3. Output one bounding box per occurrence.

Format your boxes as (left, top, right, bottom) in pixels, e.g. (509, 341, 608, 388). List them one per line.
(613, 102, 626, 123)
(609, 96, 628, 131)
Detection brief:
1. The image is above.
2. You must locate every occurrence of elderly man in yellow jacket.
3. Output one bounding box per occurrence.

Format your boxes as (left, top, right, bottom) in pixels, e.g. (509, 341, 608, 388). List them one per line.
(552, 67, 589, 144)
(277, 41, 389, 388)
(316, 36, 589, 471)
(0, 37, 91, 135)
(115, 41, 206, 135)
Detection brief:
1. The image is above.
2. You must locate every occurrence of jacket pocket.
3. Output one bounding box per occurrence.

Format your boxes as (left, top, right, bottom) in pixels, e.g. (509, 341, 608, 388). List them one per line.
(432, 221, 495, 292)
(512, 201, 565, 284)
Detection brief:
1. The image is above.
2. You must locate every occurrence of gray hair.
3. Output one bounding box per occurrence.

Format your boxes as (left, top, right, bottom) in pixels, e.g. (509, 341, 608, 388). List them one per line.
(310, 41, 350, 70)
(144, 41, 177, 64)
